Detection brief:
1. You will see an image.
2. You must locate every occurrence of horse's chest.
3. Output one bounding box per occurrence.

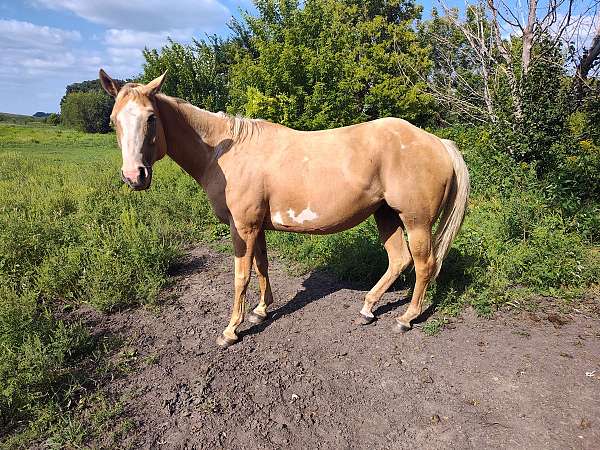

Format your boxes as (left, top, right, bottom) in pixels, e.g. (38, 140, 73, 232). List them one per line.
(202, 183, 230, 224)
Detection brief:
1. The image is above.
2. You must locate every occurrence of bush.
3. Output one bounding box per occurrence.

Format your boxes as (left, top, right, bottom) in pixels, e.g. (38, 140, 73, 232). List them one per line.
(45, 113, 61, 126)
(61, 91, 113, 133)
(142, 37, 232, 112)
(226, 0, 433, 130)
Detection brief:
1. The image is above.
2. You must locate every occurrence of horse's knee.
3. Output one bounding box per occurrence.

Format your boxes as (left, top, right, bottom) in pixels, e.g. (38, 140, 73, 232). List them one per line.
(389, 255, 412, 276)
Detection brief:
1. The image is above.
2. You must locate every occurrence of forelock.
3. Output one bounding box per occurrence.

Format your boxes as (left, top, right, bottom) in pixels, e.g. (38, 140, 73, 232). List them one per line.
(115, 83, 150, 106)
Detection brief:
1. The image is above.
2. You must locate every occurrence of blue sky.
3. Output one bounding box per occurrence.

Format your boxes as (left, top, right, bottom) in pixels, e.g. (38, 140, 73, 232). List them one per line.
(1, 0, 592, 115)
(0, 0, 260, 114)
(2, 0, 469, 115)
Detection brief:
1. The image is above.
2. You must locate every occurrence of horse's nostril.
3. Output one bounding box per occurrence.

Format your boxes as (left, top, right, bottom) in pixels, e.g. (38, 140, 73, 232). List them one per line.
(121, 167, 150, 189)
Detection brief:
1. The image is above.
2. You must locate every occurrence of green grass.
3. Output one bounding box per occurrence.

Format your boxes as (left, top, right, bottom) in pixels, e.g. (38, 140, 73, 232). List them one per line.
(0, 123, 222, 446)
(1, 122, 599, 446)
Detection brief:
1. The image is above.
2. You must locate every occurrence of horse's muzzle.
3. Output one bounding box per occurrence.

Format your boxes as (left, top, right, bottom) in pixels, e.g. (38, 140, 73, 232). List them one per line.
(121, 166, 152, 190)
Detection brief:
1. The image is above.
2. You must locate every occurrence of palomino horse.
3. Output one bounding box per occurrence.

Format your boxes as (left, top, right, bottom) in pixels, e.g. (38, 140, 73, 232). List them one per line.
(99, 70, 470, 348)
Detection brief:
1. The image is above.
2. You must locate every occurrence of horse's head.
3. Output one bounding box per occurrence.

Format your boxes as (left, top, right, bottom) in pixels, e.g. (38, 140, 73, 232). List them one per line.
(99, 69, 168, 191)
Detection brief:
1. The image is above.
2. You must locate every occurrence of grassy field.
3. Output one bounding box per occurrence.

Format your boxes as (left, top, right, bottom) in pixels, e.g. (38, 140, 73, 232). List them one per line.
(0, 113, 45, 125)
(0, 122, 598, 446)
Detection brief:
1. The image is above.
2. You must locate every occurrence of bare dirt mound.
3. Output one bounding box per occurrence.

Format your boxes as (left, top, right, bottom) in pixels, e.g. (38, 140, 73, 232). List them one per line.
(83, 246, 600, 449)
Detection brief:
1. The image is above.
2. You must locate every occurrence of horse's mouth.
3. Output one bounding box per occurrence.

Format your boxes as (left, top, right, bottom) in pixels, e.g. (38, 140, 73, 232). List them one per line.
(121, 167, 152, 190)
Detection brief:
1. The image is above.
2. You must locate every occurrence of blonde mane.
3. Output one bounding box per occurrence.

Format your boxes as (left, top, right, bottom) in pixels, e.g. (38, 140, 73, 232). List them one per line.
(226, 114, 263, 143)
(156, 94, 263, 144)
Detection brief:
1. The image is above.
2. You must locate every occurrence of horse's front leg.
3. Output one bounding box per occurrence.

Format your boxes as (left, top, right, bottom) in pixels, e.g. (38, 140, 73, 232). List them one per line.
(216, 222, 259, 348)
(248, 229, 273, 324)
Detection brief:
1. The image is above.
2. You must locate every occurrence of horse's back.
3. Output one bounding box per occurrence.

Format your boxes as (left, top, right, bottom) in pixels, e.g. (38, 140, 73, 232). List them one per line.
(245, 117, 453, 233)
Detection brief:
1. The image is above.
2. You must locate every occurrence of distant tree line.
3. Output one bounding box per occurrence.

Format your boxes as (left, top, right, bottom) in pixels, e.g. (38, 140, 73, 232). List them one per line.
(60, 78, 124, 133)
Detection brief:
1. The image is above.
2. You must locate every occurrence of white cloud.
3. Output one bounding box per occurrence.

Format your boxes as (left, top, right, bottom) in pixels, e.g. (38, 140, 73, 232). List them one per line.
(0, 2, 247, 114)
(99, 29, 194, 79)
(104, 28, 193, 49)
(32, 0, 231, 32)
(105, 47, 144, 67)
(0, 20, 86, 77)
(0, 19, 110, 115)
(0, 18, 80, 50)
(81, 55, 103, 66)
(21, 53, 77, 71)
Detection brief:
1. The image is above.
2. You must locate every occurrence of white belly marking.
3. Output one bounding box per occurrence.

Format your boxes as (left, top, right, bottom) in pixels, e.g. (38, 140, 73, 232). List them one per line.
(287, 207, 318, 224)
(272, 211, 284, 225)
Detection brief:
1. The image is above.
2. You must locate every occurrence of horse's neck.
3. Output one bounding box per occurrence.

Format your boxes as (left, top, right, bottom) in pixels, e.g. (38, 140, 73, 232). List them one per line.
(156, 95, 230, 183)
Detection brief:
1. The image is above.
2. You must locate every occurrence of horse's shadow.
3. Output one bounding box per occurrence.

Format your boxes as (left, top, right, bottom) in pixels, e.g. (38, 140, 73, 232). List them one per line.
(239, 269, 352, 338)
(239, 270, 413, 339)
(239, 246, 477, 337)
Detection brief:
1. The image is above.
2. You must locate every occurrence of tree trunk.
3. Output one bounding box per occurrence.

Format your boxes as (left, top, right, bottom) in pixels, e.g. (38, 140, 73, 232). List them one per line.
(521, 0, 538, 76)
(575, 28, 600, 101)
(488, 0, 522, 120)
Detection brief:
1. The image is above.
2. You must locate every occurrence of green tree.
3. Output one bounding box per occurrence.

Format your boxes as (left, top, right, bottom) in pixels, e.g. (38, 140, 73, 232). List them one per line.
(45, 113, 61, 125)
(60, 78, 122, 106)
(61, 91, 114, 133)
(417, 7, 492, 125)
(227, 0, 433, 130)
(142, 36, 236, 112)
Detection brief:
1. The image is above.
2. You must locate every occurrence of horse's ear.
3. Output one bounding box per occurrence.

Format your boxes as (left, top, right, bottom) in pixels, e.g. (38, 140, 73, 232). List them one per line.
(142, 71, 167, 97)
(99, 69, 120, 97)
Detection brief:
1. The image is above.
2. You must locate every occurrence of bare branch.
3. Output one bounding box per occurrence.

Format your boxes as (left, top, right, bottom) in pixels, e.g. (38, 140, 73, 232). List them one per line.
(576, 23, 600, 89)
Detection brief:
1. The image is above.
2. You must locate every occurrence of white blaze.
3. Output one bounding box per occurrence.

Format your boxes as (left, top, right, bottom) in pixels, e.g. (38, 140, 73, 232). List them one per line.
(287, 207, 318, 224)
(117, 100, 145, 171)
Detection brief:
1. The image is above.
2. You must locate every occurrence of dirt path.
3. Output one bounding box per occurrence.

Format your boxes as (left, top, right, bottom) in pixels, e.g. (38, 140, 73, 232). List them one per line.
(83, 246, 600, 449)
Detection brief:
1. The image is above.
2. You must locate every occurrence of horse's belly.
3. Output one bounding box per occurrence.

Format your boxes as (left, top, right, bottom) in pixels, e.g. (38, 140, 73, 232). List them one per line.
(263, 145, 384, 233)
(265, 194, 381, 234)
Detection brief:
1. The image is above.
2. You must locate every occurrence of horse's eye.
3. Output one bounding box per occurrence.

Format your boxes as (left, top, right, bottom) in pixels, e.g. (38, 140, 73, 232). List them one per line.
(148, 114, 156, 123)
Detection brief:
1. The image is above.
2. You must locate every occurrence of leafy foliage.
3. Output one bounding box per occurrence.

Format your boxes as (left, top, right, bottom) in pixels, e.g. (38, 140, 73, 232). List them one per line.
(417, 6, 490, 125)
(45, 113, 61, 125)
(60, 79, 122, 106)
(142, 37, 234, 112)
(61, 91, 114, 133)
(227, 0, 433, 129)
(141, 0, 434, 130)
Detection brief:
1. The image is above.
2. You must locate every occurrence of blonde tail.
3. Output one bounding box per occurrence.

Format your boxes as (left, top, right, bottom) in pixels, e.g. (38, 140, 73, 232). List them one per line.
(432, 139, 470, 278)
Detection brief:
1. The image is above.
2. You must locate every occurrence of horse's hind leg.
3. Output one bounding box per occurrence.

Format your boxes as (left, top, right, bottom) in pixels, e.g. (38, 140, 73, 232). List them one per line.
(396, 224, 436, 331)
(359, 205, 413, 324)
(248, 229, 273, 324)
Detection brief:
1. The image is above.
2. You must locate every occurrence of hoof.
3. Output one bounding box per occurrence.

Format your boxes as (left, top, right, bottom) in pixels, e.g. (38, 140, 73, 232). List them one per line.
(358, 313, 376, 325)
(394, 322, 412, 333)
(216, 334, 237, 349)
(247, 311, 268, 325)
